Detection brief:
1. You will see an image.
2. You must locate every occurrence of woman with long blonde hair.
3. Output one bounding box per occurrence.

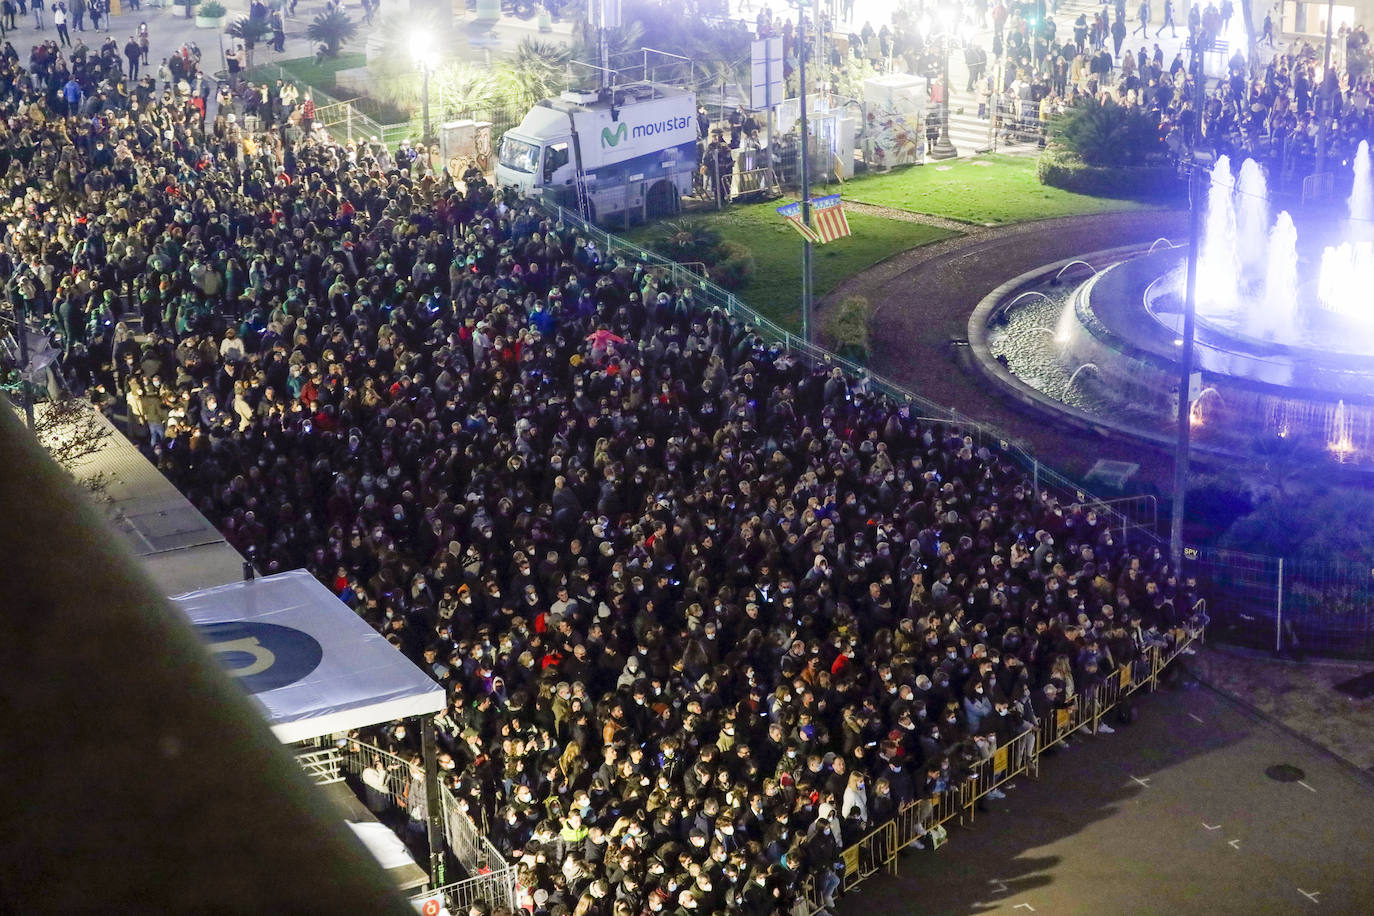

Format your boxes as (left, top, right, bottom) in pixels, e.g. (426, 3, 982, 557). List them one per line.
(1050, 654, 1076, 701)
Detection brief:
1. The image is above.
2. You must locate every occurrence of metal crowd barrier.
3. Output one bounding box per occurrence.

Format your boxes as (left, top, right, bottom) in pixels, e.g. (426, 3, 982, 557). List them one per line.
(799, 630, 1203, 915)
(321, 739, 518, 912)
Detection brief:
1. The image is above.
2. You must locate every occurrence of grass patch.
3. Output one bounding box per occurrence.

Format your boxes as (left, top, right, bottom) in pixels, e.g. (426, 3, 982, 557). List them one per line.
(823, 154, 1154, 225)
(272, 53, 367, 92)
(628, 199, 955, 328)
(248, 53, 412, 128)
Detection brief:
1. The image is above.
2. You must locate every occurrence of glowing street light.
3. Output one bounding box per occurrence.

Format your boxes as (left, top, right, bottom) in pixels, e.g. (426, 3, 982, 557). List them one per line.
(412, 30, 439, 164)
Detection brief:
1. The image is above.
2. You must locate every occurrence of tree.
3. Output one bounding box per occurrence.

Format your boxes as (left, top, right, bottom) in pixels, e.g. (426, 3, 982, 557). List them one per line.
(31, 396, 117, 499)
(651, 218, 725, 265)
(1048, 97, 1164, 166)
(227, 15, 275, 74)
(496, 39, 573, 110)
(647, 220, 754, 291)
(307, 8, 358, 60)
(1222, 487, 1374, 567)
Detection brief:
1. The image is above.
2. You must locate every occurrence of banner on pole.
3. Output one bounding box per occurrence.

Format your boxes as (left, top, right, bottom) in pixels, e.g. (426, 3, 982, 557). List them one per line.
(809, 194, 853, 242)
(776, 200, 820, 243)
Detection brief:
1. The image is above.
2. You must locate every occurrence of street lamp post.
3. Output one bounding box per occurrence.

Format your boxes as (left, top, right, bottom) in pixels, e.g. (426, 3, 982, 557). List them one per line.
(413, 32, 438, 168)
(421, 64, 432, 162)
(1314, 0, 1336, 186)
(1170, 54, 1206, 573)
(929, 4, 958, 160)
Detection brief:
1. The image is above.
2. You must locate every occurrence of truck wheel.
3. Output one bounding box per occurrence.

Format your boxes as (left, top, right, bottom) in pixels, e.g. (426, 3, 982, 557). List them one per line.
(646, 180, 678, 218)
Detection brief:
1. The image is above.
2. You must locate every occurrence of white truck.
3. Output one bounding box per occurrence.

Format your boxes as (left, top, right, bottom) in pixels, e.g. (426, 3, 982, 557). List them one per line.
(495, 82, 698, 224)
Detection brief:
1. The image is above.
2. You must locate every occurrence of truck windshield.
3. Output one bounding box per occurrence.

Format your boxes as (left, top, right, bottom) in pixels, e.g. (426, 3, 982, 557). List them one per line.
(498, 137, 540, 173)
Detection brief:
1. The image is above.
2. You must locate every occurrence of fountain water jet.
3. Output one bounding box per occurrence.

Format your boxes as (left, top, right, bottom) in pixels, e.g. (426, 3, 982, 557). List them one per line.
(1350, 140, 1373, 242)
(1198, 155, 1238, 312)
(1236, 159, 1270, 278)
(1330, 399, 1356, 459)
(1065, 363, 1099, 395)
(1054, 261, 1098, 283)
(1259, 211, 1299, 341)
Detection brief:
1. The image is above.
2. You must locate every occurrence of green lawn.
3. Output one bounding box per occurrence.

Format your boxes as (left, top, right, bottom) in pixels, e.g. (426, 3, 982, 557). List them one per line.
(629, 200, 955, 328)
(819, 154, 1152, 226)
(258, 53, 368, 93)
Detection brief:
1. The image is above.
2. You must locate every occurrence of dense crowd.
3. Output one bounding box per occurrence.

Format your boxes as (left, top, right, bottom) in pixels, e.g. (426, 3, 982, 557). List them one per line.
(744, 0, 1374, 171)
(0, 34, 1211, 916)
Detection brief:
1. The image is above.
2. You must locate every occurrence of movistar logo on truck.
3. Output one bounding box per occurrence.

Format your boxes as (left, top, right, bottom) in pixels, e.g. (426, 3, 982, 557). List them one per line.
(632, 116, 692, 139)
(601, 123, 629, 147)
(599, 116, 692, 148)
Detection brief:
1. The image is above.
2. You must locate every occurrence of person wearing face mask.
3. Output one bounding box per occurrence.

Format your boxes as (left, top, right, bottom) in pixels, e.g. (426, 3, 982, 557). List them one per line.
(963, 677, 995, 733)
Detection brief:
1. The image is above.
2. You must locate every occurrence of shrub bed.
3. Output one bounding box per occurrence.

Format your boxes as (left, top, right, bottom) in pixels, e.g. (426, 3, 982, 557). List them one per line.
(1037, 150, 1183, 201)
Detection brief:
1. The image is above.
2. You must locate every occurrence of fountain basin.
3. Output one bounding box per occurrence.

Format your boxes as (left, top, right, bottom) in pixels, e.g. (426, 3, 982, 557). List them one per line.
(972, 245, 1374, 464)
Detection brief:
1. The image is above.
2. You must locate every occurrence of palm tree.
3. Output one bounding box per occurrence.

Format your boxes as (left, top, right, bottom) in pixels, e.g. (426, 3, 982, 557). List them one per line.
(1048, 97, 1163, 167)
(227, 16, 275, 75)
(307, 8, 358, 59)
(496, 38, 573, 109)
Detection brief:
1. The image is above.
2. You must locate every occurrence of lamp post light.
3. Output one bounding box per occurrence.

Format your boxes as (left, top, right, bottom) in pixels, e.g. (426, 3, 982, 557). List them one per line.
(413, 32, 438, 167)
(795, 0, 815, 345)
(929, 3, 958, 160)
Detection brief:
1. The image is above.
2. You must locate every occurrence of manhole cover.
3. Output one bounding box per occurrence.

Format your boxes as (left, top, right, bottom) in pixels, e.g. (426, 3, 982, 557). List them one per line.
(1265, 764, 1306, 782)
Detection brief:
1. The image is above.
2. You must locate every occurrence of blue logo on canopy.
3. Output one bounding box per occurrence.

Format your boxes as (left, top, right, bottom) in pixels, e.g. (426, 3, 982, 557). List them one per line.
(196, 621, 324, 692)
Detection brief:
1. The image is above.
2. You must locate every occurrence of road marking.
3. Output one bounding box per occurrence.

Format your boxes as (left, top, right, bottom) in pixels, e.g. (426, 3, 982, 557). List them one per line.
(1013, 905, 1037, 912)
(989, 880, 1009, 895)
(1228, 839, 1241, 850)
(1129, 775, 1151, 788)
(1202, 822, 1221, 830)
(1298, 780, 1317, 793)
(1188, 713, 1204, 723)
(1298, 888, 1321, 903)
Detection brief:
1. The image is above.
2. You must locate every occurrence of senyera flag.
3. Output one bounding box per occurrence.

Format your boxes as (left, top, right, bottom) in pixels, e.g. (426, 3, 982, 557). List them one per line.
(776, 197, 852, 244)
(776, 200, 821, 243)
(809, 194, 853, 243)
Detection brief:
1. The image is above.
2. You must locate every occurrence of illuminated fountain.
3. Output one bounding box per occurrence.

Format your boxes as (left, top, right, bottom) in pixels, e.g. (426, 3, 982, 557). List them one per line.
(971, 141, 1374, 467)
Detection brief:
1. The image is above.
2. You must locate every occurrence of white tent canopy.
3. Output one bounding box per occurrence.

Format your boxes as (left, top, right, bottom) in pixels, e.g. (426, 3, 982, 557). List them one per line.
(173, 570, 446, 743)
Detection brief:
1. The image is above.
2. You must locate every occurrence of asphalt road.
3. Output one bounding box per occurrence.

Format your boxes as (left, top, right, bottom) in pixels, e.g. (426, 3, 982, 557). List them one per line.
(836, 670, 1374, 916)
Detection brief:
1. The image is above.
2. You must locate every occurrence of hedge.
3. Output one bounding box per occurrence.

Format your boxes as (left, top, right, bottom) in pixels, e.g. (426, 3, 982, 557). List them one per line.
(1037, 149, 1184, 201)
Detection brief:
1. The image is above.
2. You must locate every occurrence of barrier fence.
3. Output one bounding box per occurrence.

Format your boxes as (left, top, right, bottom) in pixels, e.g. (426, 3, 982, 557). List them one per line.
(1185, 547, 1374, 659)
(796, 630, 1202, 916)
(313, 740, 518, 913)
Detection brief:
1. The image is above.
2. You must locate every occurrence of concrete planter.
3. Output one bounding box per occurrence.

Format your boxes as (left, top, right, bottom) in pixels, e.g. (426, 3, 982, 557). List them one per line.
(195, 13, 226, 28)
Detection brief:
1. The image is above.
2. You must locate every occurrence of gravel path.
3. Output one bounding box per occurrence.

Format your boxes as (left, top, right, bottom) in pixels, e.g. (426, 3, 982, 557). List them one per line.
(825, 208, 1191, 489)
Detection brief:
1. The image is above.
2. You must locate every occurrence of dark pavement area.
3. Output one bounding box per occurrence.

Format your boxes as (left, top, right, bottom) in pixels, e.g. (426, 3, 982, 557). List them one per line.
(826, 209, 1191, 491)
(836, 673, 1374, 916)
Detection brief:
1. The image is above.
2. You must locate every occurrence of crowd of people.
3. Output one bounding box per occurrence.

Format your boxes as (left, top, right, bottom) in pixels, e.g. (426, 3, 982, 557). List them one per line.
(736, 0, 1374, 174)
(0, 23, 1213, 916)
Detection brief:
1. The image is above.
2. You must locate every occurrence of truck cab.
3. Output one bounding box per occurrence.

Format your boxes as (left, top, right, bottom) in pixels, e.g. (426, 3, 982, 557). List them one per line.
(495, 107, 576, 194)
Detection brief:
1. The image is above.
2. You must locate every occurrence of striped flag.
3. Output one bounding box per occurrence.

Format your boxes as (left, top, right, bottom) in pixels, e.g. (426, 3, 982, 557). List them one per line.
(809, 194, 853, 243)
(776, 200, 821, 243)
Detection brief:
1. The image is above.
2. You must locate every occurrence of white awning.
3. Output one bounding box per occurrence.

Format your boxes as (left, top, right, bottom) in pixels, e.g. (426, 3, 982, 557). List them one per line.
(173, 570, 446, 743)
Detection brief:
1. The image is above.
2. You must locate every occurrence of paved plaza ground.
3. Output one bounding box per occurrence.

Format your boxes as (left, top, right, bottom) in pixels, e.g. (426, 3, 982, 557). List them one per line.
(837, 661, 1374, 916)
